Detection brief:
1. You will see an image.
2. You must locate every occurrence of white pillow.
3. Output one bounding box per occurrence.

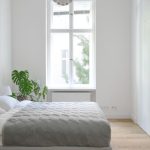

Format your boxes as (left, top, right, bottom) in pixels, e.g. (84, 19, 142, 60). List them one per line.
(15, 100, 31, 108)
(0, 107, 6, 115)
(0, 96, 19, 111)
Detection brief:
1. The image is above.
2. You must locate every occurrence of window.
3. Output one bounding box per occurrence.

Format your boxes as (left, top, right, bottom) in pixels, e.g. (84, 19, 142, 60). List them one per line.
(47, 0, 95, 89)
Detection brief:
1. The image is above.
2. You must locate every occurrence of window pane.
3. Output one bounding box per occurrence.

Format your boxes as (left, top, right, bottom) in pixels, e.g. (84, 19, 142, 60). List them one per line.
(73, 33, 92, 85)
(50, 33, 69, 87)
(73, 0, 92, 29)
(51, 1, 69, 29)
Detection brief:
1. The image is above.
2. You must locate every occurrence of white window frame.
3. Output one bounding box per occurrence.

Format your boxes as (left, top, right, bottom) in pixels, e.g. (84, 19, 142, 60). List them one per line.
(46, 0, 96, 90)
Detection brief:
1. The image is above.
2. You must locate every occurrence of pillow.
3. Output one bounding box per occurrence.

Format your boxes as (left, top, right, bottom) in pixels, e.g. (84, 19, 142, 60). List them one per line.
(0, 107, 6, 115)
(15, 100, 31, 108)
(0, 96, 19, 111)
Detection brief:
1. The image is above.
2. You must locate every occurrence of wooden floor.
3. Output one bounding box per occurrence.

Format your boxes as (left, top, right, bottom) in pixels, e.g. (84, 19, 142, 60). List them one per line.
(110, 120, 150, 150)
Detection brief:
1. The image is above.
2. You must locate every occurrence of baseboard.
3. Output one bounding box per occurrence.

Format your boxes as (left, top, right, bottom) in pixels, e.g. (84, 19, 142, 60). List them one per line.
(106, 114, 131, 120)
(108, 119, 133, 123)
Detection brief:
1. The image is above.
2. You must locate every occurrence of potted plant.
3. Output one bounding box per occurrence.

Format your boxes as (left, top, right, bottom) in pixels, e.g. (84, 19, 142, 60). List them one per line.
(11, 70, 48, 101)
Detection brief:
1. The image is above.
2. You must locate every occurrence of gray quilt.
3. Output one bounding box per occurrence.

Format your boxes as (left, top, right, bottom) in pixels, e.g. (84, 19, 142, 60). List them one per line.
(2, 102, 111, 147)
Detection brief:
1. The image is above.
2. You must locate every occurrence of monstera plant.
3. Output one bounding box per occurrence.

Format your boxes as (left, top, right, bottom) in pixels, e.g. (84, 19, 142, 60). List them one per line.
(12, 70, 48, 101)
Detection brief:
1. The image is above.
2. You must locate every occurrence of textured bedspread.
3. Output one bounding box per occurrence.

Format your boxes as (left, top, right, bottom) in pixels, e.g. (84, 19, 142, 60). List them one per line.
(2, 102, 111, 147)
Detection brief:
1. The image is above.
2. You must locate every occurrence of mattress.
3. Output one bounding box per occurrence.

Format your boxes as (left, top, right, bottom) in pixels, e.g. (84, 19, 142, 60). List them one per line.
(0, 102, 111, 149)
(0, 104, 30, 146)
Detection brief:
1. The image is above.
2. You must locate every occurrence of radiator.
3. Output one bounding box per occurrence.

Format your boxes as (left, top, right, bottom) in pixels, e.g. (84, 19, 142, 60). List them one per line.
(52, 92, 91, 102)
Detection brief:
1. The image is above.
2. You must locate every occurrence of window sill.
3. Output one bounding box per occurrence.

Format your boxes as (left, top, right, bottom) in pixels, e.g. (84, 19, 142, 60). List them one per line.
(49, 87, 96, 92)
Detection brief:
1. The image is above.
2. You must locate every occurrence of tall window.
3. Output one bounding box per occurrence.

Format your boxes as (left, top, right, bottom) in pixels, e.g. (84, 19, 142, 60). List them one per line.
(47, 0, 95, 89)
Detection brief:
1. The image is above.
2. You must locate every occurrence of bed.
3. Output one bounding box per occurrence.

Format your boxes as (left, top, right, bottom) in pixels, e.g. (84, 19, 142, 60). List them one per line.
(0, 96, 111, 150)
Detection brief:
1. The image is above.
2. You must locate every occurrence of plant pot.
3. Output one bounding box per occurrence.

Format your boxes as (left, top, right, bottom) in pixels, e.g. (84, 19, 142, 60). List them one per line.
(17, 95, 28, 101)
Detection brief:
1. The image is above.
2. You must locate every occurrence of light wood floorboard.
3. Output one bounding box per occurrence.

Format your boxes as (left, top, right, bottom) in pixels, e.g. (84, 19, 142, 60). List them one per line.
(110, 120, 150, 150)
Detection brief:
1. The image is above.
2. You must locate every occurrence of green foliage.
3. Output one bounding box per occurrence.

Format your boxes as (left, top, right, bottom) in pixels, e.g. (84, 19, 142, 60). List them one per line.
(11, 70, 48, 101)
(73, 35, 89, 84)
(32, 80, 40, 95)
(19, 79, 33, 96)
(11, 92, 17, 99)
(12, 70, 33, 97)
(12, 70, 29, 85)
(30, 80, 48, 101)
(42, 86, 48, 99)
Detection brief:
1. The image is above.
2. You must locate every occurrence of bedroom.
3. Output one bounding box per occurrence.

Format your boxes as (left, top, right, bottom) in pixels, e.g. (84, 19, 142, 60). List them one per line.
(0, 0, 150, 149)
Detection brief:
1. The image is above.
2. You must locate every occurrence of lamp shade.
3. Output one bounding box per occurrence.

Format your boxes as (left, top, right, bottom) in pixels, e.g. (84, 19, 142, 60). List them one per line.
(0, 86, 12, 96)
(53, 0, 72, 6)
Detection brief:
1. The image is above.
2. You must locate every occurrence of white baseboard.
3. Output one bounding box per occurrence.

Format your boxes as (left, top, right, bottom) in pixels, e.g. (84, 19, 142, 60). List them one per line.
(106, 114, 131, 119)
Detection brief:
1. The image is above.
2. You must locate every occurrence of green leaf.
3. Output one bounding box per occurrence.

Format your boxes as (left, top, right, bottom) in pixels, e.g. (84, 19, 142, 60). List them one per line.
(19, 80, 33, 96)
(10, 92, 17, 99)
(42, 86, 48, 99)
(12, 70, 29, 85)
(32, 80, 40, 95)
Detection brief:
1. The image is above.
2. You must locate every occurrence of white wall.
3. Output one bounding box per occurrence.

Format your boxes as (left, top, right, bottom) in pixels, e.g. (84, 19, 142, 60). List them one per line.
(12, 0, 46, 85)
(0, 0, 12, 89)
(131, 0, 140, 124)
(96, 0, 132, 118)
(132, 0, 150, 135)
(12, 0, 132, 118)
